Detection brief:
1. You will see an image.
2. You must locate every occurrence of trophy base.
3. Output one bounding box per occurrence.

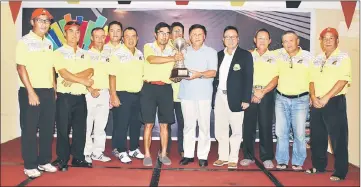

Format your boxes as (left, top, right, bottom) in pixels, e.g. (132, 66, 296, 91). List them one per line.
(170, 68, 190, 78)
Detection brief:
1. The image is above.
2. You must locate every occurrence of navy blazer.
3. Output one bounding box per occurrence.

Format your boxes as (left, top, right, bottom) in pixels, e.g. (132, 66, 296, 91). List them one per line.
(212, 47, 254, 112)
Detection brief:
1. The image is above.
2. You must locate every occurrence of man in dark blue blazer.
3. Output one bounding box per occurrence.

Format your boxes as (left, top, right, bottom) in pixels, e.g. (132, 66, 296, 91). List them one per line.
(212, 26, 253, 169)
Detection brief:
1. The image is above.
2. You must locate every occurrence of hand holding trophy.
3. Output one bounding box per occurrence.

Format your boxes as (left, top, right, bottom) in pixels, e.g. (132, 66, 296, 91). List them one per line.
(170, 37, 190, 81)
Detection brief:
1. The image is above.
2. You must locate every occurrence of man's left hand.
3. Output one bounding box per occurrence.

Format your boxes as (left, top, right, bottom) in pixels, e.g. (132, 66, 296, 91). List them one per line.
(186, 70, 201, 80)
(319, 95, 330, 107)
(62, 80, 73, 87)
(241, 102, 250, 110)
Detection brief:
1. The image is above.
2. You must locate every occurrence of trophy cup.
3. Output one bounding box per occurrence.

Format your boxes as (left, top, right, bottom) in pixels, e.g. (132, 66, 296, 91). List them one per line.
(170, 37, 190, 78)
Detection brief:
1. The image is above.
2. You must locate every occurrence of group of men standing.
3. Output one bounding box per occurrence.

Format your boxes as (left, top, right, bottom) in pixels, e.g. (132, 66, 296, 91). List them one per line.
(17, 8, 351, 182)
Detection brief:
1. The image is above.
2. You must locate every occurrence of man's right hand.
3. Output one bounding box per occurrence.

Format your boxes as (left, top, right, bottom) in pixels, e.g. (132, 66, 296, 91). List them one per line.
(174, 52, 184, 62)
(311, 96, 323, 108)
(81, 78, 94, 87)
(170, 77, 182, 83)
(110, 94, 121, 107)
(28, 91, 40, 106)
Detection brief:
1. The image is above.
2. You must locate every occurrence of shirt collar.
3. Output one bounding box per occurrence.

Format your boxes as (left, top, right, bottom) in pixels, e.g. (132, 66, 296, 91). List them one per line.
(29, 30, 45, 41)
(63, 43, 81, 53)
(224, 46, 237, 56)
(322, 47, 340, 59)
(121, 44, 140, 56)
(107, 42, 122, 49)
(281, 46, 303, 57)
(153, 40, 172, 52)
(252, 48, 270, 57)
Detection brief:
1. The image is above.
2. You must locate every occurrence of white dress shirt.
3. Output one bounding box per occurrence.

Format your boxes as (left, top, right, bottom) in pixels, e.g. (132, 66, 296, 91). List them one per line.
(218, 47, 236, 90)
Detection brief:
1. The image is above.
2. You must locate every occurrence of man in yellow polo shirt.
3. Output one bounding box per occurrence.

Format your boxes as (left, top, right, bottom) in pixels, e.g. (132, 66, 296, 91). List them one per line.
(240, 28, 278, 169)
(52, 21, 94, 171)
(274, 31, 313, 171)
(166, 22, 186, 157)
(16, 8, 57, 178)
(141, 22, 184, 166)
(83, 27, 112, 164)
(306, 28, 351, 182)
(104, 21, 123, 54)
(109, 27, 145, 164)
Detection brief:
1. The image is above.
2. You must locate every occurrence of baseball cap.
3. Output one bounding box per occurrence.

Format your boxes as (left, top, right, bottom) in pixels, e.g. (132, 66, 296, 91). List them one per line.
(319, 27, 339, 40)
(31, 8, 53, 20)
(64, 21, 81, 32)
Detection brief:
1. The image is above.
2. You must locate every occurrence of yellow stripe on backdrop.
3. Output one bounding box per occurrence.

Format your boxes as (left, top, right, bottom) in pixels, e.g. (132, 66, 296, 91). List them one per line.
(230, 1, 245, 6)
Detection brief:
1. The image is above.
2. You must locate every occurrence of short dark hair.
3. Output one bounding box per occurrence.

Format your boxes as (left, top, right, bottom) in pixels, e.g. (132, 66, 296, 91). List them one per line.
(254, 28, 271, 39)
(223, 26, 238, 36)
(282, 30, 299, 40)
(171, 22, 184, 34)
(108, 21, 123, 31)
(189, 24, 207, 36)
(154, 22, 171, 33)
(91, 27, 104, 36)
(123, 27, 138, 36)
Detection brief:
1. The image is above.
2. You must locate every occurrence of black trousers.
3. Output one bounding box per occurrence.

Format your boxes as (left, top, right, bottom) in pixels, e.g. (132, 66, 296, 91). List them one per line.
(56, 93, 87, 161)
(310, 95, 348, 179)
(112, 91, 141, 152)
(242, 91, 275, 161)
(19, 87, 55, 169)
(167, 102, 184, 154)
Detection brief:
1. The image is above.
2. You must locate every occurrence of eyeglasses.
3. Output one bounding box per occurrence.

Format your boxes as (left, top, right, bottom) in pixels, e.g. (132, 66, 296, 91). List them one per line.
(224, 36, 238, 40)
(172, 30, 182, 34)
(157, 31, 170, 36)
(34, 18, 51, 24)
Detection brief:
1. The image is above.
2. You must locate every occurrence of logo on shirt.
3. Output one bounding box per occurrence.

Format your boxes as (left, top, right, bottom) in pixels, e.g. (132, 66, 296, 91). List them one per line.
(106, 58, 110, 62)
(297, 59, 303, 64)
(332, 60, 337, 65)
(233, 64, 241, 71)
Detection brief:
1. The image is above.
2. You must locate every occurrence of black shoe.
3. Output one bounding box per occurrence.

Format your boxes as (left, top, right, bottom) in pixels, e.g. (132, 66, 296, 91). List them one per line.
(179, 157, 194, 165)
(199, 159, 208, 167)
(58, 160, 68, 172)
(51, 158, 62, 166)
(71, 158, 92, 168)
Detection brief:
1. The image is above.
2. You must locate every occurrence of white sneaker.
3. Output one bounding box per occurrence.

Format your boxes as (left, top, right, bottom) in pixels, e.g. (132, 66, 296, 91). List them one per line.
(38, 163, 57, 173)
(129, 149, 145, 159)
(24, 169, 41, 178)
(92, 153, 111, 162)
(85, 155, 93, 163)
(119, 152, 132, 164)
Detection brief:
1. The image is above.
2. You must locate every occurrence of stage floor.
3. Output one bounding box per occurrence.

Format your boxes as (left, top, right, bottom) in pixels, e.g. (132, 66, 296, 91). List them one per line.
(1, 138, 359, 186)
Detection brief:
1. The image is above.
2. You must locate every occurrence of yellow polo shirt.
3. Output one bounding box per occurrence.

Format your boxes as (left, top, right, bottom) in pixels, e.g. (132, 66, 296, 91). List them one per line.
(143, 41, 175, 84)
(310, 48, 352, 98)
(275, 48, 314, 95)
(251, 49, 278, 87)
(104, 42, 123, 55)
(86, 47, 112, 89)
(109, 45, 144, 93)
(53, 44, 91, 95)
(15, 31, 54, 88)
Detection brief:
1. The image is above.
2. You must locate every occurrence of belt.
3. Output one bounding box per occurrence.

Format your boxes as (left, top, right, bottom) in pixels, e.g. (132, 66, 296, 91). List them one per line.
(276, 90, 309, 99)
(145, 81, 167, 86)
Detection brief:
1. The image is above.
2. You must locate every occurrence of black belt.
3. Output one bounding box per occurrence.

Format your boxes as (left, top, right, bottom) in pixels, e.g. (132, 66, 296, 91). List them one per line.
(276, 90, 309, 99)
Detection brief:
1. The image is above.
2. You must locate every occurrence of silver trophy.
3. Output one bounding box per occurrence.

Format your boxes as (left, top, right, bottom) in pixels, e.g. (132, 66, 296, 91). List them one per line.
(170, 37, 190, 78)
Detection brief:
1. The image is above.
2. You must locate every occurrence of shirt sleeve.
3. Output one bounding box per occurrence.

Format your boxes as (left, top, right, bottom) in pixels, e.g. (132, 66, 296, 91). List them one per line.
(144, 44, 155, 63)
(207, 49, 218, 71)
(15, 41, 29, 66)
(338, 56, 352, 82)
(53, 51, 67, 72)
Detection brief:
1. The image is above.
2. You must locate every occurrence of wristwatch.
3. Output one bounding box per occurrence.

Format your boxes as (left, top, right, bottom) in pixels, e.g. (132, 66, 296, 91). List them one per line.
(199, 73, 204, 79)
